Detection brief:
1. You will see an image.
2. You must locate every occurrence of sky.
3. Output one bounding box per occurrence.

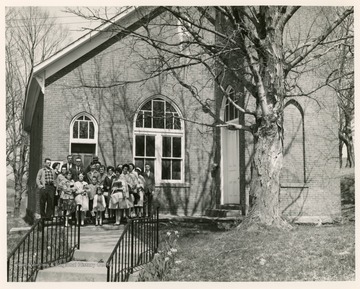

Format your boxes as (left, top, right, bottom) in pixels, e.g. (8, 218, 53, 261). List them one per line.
(42, 7, 119, 42)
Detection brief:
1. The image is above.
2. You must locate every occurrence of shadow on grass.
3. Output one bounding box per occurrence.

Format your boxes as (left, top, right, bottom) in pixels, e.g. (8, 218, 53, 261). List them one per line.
(162, 222, 355, 281)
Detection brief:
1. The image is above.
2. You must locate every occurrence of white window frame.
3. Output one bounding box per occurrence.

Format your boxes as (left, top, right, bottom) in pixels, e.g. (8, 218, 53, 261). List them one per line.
(69, 112, 98, 155)
(133, 97, 185, 184)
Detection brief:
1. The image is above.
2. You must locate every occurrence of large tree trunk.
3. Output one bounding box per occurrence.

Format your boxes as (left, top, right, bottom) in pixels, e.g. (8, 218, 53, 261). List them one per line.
(345, 138, 355, 168)
(238, 9, 290, 230)
(240, 119, 289, 229)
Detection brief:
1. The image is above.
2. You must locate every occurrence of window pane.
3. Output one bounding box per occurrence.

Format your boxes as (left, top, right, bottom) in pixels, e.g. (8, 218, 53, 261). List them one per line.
(166, 102, 176, 112)
(144, 111, 152, 128)
(136, 111, 143, 128)
(172, 160, 181, 180)
(142, 101, 152, 111)
(79, 121, 88, 139)
(173, 137, 181, 157)
(229, 103, 234, 120)
(135, 158, 145, 171)
(165, 112, 173, 129)
(234, 105, 238, 119)
(136, 135, 145, 156)
(162, 160, 171, 180)
(84, 116, 90, 120)
(145, 159, 155, 176)
(146, 136, 155, 156)
(174, 114, 181, 129)
(153, 100, 165, 129)
(89, 122, 94, 139)
(73, 121, 79, 138)
(163, 137, 171, 157)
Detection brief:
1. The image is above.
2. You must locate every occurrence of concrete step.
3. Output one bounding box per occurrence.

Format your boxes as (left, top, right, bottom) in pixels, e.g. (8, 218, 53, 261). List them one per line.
(73, 225, 125, 262)
(218, 204, 241, 210)
(204, 209, 241, 218)
(35, 261, 107, 282)
(35, 222, 150, 281)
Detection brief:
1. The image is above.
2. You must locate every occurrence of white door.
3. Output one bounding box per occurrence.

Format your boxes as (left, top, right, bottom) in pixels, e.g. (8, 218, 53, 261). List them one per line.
(222, 127, 240, 204)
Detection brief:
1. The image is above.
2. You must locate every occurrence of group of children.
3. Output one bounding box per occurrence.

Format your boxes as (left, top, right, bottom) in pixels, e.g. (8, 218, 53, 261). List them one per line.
(52, 158, 154, 227)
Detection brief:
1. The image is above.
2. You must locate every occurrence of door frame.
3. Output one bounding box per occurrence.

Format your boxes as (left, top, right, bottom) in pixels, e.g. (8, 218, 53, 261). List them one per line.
(220, 119, 240, 205)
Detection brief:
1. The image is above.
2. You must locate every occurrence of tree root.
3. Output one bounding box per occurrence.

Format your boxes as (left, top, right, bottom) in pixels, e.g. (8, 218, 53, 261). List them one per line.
(237, 215, 292, 231)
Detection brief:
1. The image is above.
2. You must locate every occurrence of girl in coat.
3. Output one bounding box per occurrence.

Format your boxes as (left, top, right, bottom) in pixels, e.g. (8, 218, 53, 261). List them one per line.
(74, 173, 89, 226)
(93, 186, 106, 226)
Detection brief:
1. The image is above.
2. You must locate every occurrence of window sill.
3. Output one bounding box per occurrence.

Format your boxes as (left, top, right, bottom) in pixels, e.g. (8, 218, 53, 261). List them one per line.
(156, 182, 190, 188)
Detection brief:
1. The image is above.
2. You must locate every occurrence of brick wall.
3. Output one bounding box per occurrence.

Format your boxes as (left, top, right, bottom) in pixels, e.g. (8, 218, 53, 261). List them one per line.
(39, 18, 217, 216)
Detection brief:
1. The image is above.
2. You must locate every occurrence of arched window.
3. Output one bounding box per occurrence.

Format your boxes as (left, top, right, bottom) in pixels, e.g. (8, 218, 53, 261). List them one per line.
(224, 87, 239, 122)
(134, 97, 184, 183)
(70, 113, 98, 158)
(281, 100, 306, 183)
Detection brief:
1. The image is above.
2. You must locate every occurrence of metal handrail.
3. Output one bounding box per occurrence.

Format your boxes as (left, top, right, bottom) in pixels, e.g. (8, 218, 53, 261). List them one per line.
(106, 208, 159, 282)
(7, 205, 82, 282)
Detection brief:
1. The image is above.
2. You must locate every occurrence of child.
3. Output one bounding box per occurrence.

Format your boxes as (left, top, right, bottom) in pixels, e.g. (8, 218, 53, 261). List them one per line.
(74, 173, 89, 226)
(93, 186, 106, 226)
(87, 176, 98, 223)
(59, 171, 76, 227)
(109, 185, 123, 225)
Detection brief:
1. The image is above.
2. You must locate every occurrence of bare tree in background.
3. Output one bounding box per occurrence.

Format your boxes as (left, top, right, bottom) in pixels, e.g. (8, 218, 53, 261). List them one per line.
(328, 13, 354, 168)
(70, 6, 353, 229)
(6, 7, 69, 217)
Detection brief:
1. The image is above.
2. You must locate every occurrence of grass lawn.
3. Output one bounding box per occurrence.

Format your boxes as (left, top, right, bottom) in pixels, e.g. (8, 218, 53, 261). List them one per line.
(164, 222, 355, 281)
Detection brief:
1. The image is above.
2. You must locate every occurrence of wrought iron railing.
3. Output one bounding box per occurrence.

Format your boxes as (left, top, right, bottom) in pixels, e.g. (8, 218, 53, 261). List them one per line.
(106, 209, 159, 282)
(7, 206, 81, 282)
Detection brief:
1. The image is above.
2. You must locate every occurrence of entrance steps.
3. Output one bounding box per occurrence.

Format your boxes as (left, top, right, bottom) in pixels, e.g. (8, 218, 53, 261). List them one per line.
(205, 204, 242, 218)
(34, 261, 108, 282)
(35, 224, 125, 282)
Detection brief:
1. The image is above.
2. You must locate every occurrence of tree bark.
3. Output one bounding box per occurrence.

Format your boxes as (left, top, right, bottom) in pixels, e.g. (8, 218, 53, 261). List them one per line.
(240, 118, 290, 230)
(238, 8, 290, 230)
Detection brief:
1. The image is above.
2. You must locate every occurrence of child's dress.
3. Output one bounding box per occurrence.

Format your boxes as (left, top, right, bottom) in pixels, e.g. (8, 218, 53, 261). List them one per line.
(109, 179, 132, 209)
(134, 185, 144, 208)
(93, 191, 106, 212)
(74, 181, 89, 211)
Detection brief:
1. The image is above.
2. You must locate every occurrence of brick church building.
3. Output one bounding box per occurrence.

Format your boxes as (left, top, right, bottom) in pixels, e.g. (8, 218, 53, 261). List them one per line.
(23, 7, 340, 222)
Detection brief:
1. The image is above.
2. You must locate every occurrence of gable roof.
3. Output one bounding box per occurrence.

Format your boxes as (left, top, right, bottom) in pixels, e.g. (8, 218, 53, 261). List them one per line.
(23, 6, 163, 132)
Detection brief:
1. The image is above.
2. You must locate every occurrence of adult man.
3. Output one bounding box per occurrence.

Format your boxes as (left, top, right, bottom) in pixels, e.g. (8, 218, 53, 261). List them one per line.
(65, 155, 74, 172)
(143, 164, 155, 216)
(36, 158, 56, 218)
(71, 156, 84, 181)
